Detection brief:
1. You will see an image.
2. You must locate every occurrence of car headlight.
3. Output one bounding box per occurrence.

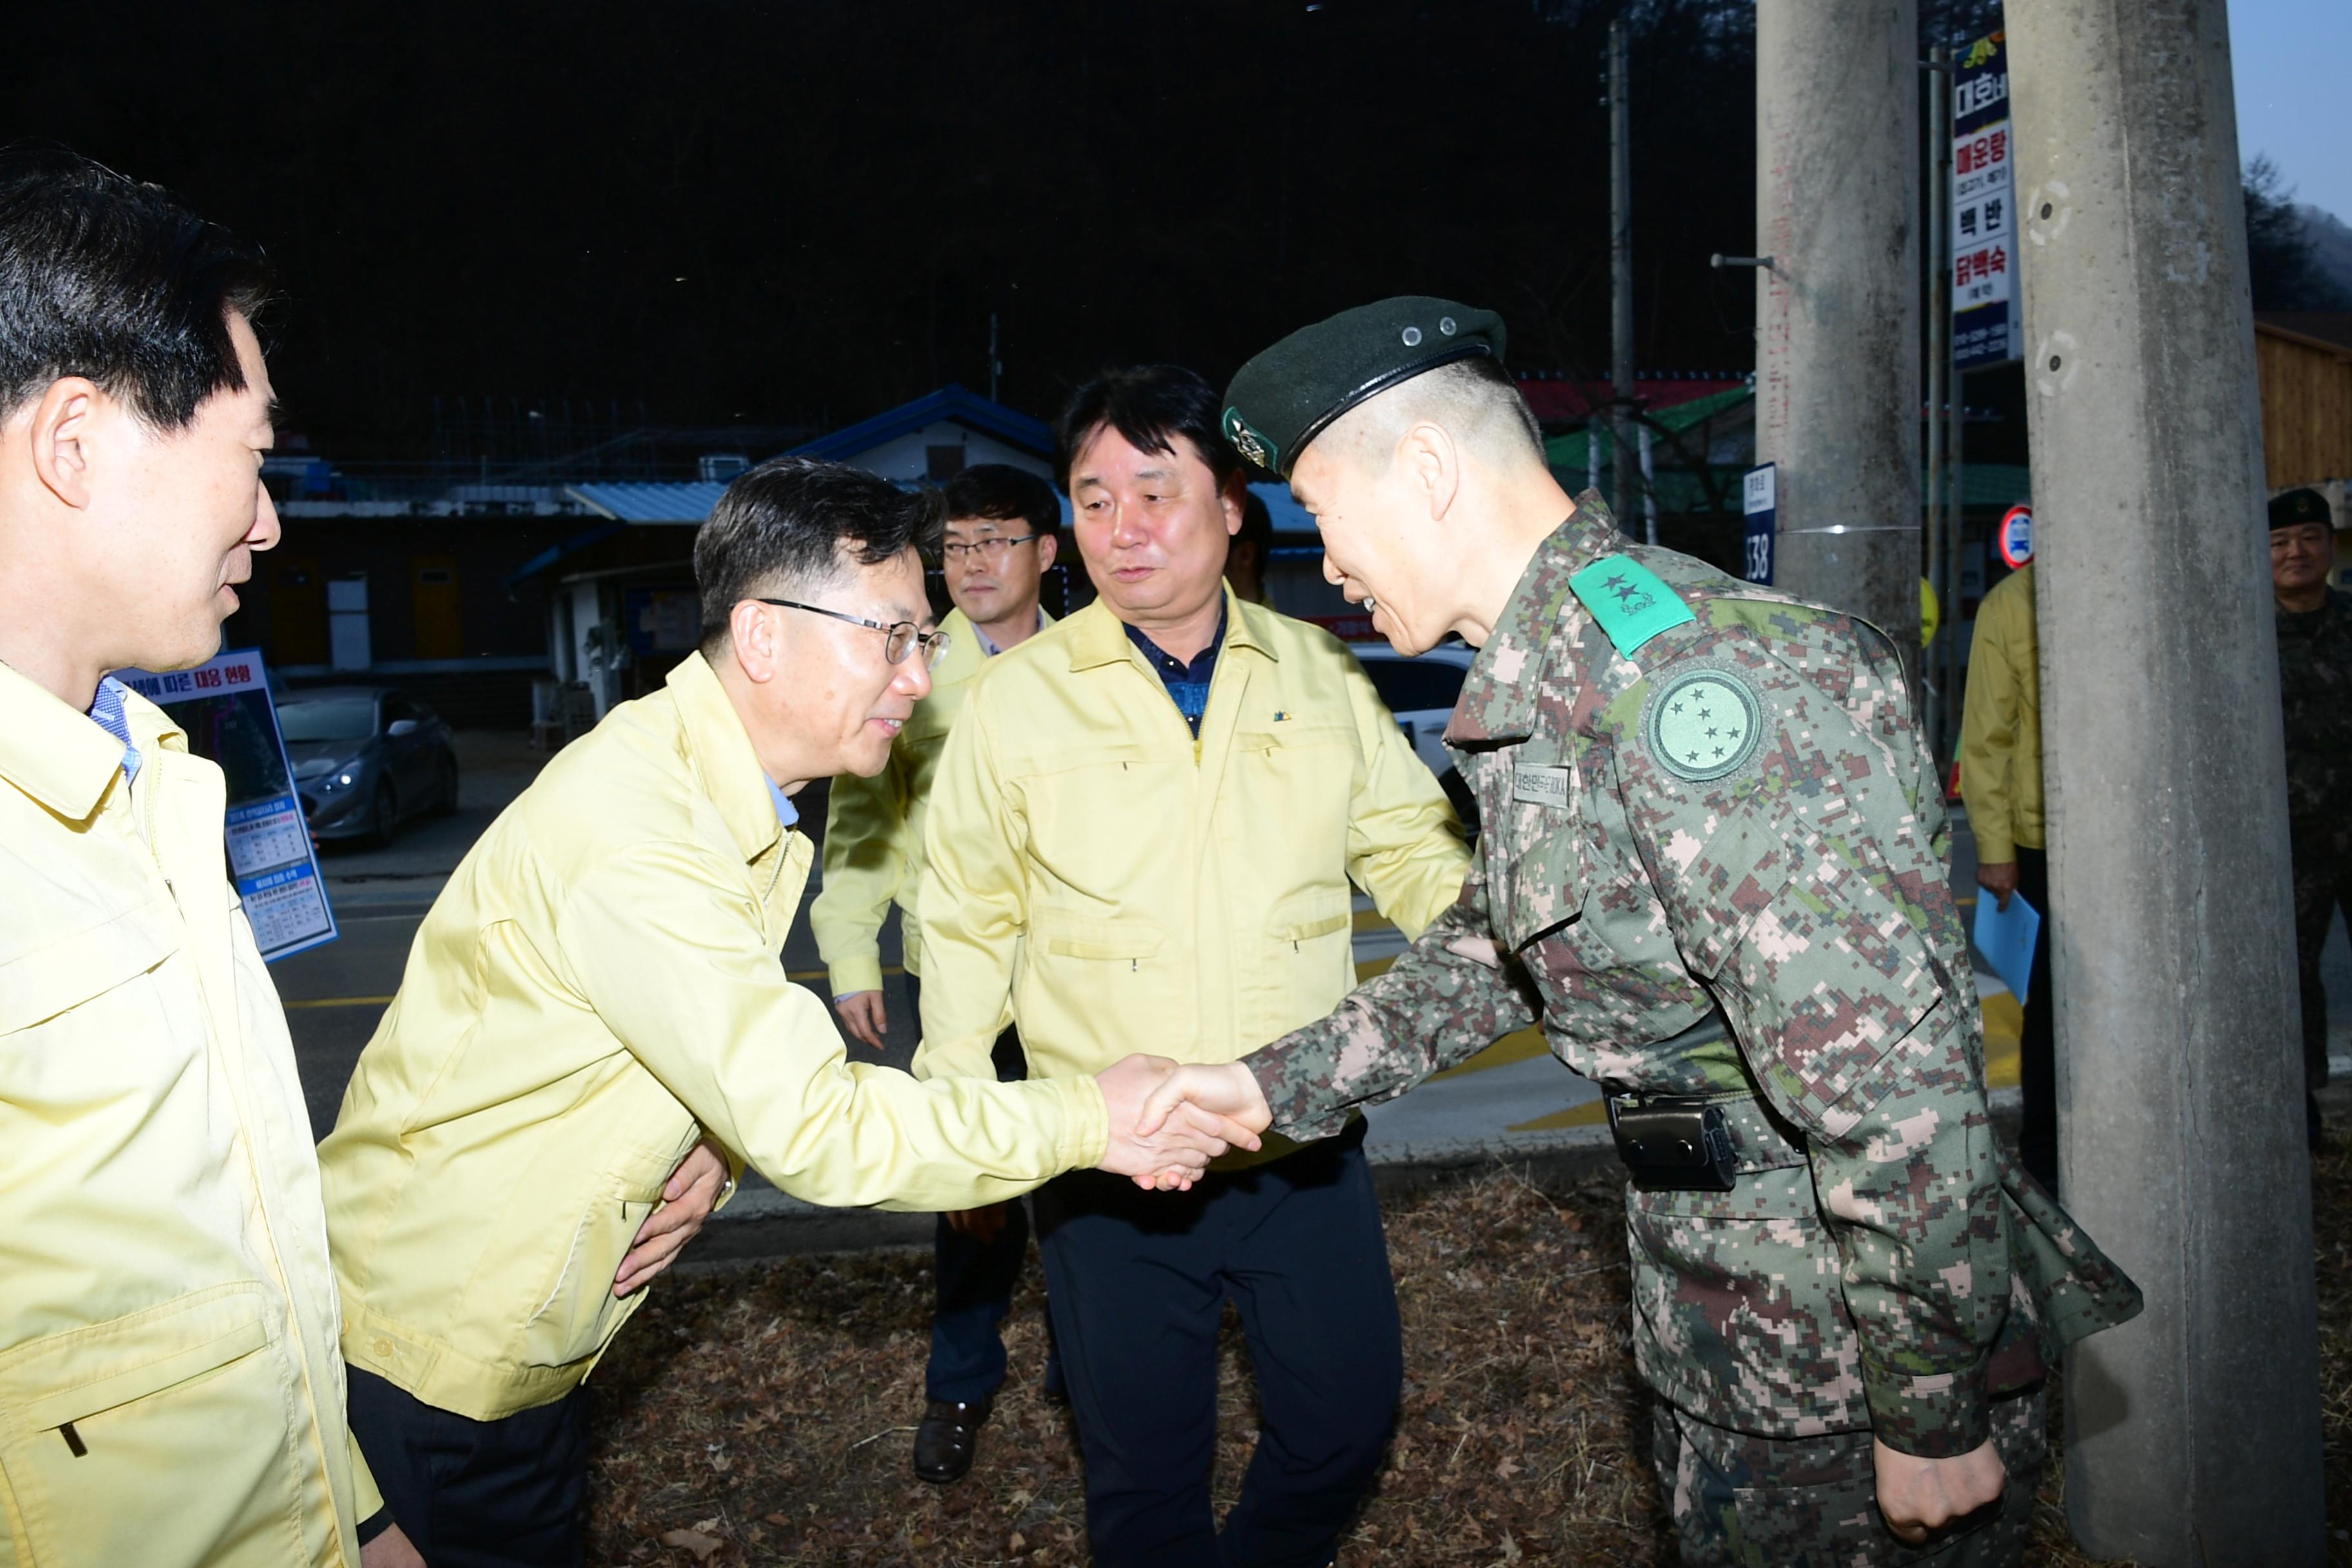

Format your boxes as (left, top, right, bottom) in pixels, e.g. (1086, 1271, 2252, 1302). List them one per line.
(315, 763, 361, 794)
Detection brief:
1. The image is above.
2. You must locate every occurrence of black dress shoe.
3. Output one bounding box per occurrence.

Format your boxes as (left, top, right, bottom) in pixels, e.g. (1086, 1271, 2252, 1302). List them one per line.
(912, 1396, 992, 1484)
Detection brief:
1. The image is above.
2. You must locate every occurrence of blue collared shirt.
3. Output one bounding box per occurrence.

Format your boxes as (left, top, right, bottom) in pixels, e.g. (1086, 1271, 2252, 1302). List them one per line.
(1123, 605, 1228, 738)
(88, 675, 142, 783)
(766, 774, 799, 828)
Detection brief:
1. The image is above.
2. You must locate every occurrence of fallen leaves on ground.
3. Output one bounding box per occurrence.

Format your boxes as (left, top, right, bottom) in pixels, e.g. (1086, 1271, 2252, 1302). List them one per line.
(584, 1135, 2352, 1564)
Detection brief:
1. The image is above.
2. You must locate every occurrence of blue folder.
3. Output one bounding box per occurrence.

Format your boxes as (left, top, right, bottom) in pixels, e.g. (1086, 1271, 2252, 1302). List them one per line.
(1972, 887, 2041, 1003)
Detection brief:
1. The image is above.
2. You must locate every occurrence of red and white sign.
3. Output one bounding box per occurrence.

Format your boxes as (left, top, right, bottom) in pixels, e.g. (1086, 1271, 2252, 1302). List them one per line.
(1997, 504, 2034, 569)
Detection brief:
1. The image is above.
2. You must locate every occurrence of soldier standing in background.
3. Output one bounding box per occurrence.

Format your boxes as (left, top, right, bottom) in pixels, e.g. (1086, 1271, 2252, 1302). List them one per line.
(1150, 297, 2144, 1565)
(2271, 485, 2352, 1150)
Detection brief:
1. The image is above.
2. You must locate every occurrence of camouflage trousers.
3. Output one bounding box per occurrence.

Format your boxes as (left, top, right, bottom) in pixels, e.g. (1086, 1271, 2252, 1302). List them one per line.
(2291, 826, 2352, 1092)
(1651, 1382, 2046, 1567)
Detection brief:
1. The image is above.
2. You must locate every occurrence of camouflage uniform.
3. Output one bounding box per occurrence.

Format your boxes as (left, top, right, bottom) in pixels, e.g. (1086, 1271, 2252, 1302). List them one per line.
(2278, 588, 2352, 1093)
(1244, 496, 2141, 1565)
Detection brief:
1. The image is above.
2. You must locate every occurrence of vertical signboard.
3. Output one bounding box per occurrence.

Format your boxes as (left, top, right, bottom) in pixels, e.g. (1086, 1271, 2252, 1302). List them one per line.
(1952, 30, 2021, 369)
(1741, 462, 1778, 584)
(118, 649, 339, 961)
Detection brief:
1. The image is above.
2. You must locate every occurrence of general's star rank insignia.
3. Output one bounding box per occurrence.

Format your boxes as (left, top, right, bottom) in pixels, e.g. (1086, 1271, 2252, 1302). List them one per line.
(1642, 667, 1764, 784)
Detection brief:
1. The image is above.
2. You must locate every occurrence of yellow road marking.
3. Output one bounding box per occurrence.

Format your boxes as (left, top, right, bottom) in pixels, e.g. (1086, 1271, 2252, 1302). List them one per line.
(1981, 991, 2023, 1089)
(1508, 1098, 1609, 1133)
(1352, 909, 1396, 934)
(282, 995, 395, 1010)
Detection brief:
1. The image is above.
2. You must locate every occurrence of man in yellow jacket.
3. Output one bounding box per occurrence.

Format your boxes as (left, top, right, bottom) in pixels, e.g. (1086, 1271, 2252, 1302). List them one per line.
(320, 456, 1252, 1565)
(0, 152, 407, 1567)
(1958, 561, 2055, 1188)
(917, 366, 1469, 1565)
(813, 462, 1065, 1484)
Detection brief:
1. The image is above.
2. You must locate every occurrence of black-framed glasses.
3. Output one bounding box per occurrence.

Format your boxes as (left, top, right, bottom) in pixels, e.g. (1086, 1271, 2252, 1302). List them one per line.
(939, 533, 1042, 565)
(752, 598, 950, 668)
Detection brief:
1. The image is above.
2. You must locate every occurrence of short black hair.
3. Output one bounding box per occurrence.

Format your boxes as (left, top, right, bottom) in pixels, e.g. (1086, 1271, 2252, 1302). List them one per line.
(0, 147, 274, 430)
(695, 456, 943, 653)
(941, 462, 1061, 538)
(1055, 364, 1242, 496)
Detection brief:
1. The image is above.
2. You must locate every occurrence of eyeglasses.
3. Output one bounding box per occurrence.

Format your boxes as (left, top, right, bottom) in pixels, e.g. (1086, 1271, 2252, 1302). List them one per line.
(939, 533, 1042, 565)
(752, 598, 950, 668)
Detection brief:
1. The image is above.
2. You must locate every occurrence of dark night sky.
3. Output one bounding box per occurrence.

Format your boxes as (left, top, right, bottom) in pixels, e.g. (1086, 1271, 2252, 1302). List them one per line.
(6, 2, 1817, 458)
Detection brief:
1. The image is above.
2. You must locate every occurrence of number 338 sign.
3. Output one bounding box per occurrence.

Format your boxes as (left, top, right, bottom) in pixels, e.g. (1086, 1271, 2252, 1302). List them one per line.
(1741, 463, 1777, 585)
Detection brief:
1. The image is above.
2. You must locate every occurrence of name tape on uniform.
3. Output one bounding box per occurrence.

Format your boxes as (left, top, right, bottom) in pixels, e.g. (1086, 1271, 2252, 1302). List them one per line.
(1513, 765, 1573, 807)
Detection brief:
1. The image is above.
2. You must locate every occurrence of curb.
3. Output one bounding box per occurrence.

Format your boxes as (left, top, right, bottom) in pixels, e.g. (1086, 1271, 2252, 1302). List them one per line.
(685, 1088, 2032, 1269)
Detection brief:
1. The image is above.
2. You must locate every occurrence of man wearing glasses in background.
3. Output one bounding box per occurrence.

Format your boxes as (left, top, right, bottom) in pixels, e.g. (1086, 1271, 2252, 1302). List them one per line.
(317, 458, 1252, 1566)
(814, 462, 1066, 1484)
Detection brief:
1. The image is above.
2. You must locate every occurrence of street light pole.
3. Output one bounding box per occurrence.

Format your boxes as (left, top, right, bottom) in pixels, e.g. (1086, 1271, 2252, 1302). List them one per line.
(1754, 0, 1923, 656)
(1609, 17, 1635, 531)
(2007, 1, 2324, 1559)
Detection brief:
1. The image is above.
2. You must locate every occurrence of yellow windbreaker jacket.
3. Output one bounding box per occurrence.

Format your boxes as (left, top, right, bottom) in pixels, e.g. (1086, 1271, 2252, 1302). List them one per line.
(0, 663, 378, 1567)
(318, 652, 1106, 1421)
(1959, 564, 2044, 861)
(812, 605, 1050, 995)
(913, 593, 1469, 1159)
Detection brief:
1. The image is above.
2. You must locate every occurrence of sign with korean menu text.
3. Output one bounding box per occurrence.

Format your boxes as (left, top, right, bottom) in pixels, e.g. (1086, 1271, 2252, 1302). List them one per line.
(1952, 30, 2022, 371)
(117, 649, 338, 961)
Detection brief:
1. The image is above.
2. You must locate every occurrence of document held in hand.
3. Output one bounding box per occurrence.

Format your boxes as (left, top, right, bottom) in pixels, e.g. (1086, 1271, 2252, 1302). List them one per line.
(1972, 886, 2041, 1003)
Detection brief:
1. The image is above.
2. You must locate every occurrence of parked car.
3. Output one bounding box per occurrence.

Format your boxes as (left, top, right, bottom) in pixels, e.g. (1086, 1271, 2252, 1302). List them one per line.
(1349, 641, 1480, 837)
(279, 687, 458, 845)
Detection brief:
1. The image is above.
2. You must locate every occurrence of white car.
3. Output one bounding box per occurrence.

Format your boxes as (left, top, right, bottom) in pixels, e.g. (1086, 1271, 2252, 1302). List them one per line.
(1349, 641, 1481, 835)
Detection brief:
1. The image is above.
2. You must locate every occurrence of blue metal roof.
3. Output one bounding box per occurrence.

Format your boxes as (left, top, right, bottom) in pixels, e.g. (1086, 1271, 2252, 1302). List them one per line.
(789, 383, 1054, 462)
(567, 480, 730, 524)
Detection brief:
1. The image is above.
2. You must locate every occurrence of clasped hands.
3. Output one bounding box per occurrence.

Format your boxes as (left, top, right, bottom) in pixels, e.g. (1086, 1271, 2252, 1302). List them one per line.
(1093, 1056, 1275, 1190)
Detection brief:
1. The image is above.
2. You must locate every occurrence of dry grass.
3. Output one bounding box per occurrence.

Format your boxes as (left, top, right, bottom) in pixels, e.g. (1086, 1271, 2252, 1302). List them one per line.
(583, 1133, 2352, 1565)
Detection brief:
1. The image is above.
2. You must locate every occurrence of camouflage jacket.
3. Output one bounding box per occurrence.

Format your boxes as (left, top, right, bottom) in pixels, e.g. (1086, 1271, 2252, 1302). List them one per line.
(1246, 495, 2139, 1456)
(2277, 588, 2352, 840)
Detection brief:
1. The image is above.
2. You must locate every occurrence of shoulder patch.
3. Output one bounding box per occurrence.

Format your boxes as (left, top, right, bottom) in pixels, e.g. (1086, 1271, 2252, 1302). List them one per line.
(1569, 554, 1696, 658)
(1642, 667, 1763, 784)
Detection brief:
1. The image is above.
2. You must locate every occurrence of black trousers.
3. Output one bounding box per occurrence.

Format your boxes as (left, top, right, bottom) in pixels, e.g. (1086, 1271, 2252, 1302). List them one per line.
(928, 1021, 1047, 1403)
(2014, 847, 2058, 1193)
(1034, 1121, 1400, 1568)
(346, 1366, 589, 1568)
(2291, 830, 2352, 1095)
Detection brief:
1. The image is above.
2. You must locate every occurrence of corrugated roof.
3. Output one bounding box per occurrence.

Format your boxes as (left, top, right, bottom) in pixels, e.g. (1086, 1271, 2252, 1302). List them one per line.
(790, 384, 1054, 462)
(567, 480, 729, 524)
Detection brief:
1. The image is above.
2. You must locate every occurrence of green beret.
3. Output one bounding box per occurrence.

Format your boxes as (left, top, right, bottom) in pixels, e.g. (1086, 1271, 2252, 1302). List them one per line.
(1223, 296, 1505, 478)
(2271, 487, 2334, 531)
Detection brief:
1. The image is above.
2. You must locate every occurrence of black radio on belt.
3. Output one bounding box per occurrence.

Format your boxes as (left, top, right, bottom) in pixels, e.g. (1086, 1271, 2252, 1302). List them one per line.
(1605, 1093, 1738, 1192)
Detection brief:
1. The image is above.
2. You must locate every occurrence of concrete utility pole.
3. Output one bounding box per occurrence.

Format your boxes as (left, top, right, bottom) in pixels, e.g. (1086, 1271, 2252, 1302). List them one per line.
(1608, 17, 1635, 528)
(2006, 2, 2325, 1562)
(1754, 0, 1921, 653)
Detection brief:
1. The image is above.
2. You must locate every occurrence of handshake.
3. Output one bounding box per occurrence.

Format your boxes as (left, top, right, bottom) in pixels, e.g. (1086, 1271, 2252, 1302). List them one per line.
(1092, 1056, 1277, 1190)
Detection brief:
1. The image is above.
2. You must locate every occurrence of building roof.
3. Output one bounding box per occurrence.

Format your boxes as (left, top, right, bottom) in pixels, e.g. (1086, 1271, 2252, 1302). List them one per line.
(2257, 313, 2352, 355)
(567, 480, 730, 524)
(789, 383, 1055, 462)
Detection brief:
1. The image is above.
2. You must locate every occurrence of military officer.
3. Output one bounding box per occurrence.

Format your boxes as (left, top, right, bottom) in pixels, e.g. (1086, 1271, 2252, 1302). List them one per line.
(1147, 298, 2143, 1565)
(2270, 485, 2352, 1149)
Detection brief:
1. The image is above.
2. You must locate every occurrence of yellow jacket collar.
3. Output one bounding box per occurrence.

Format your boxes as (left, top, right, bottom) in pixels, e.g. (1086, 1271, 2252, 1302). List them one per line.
(1063, 586, 1276, 673)
(0, 660, 182, 821)
(663, 651, 786, 864)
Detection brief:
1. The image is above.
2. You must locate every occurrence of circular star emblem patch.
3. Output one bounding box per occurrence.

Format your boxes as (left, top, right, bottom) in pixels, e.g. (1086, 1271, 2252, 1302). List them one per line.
(1643, 668, 1763, 784)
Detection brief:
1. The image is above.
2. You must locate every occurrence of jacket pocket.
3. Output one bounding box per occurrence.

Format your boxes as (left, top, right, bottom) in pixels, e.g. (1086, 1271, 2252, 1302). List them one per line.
(0, 900, 179, 1037)
(0, 1282, 307, 1567)
(1038, 914, 1164, 963)
(516, 1171, 667, 1371)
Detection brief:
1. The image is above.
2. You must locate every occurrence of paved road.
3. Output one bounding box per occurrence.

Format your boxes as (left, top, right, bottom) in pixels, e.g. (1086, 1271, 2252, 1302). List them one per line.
(276, 739, 2352, 1168)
